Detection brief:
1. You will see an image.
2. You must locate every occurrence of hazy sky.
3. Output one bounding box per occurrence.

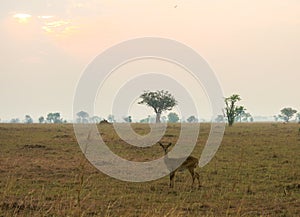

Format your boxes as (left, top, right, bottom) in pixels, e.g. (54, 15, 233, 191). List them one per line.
(0, 0, 299, 122)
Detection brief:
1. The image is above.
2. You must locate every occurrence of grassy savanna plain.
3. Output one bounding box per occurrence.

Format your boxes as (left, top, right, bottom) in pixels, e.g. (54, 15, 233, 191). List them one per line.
(0, 123, 299, 216)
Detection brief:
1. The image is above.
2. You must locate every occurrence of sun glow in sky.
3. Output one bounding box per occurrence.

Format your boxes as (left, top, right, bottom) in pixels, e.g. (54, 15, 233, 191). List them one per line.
(13, 13, 32, 23)
(12, 12, 77, 38)
(0, 1, 300, 122)
(41, 19, 75, 35)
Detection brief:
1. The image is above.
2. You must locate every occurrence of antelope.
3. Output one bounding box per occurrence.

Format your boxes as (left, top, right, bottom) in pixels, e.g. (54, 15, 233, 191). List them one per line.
(158, 142, 201, 188)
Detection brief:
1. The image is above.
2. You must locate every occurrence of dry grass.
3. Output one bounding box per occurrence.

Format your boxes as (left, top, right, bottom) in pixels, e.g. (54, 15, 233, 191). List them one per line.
(0, 123, 299, 216)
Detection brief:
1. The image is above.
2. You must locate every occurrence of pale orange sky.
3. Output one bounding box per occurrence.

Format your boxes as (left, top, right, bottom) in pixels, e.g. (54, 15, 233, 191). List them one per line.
(0, 0, 299, 121)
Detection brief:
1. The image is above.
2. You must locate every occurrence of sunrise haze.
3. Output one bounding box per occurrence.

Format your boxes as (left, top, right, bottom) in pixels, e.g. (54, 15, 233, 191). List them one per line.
(0, 0, 299, 122)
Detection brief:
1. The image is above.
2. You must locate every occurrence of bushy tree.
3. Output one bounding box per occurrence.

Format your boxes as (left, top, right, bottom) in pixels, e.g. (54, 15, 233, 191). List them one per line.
(139, 90, 177, 123)
(47, 112, 63, 123)
(168, 112, 179, 123)
(187, 115, 198, 123)
(38, 116, 45, 123)
(224, 94, 247, 126)
(278, 107, 297, 123)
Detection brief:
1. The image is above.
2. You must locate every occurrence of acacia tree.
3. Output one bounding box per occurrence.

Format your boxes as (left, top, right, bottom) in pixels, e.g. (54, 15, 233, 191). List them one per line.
(24, 115, 33, 124)
(187, 115, 198, 123)
(278, 107, 297, 123)
(138, 90, 177, 123)
(76, 111, 89, 123)
(224, 94, 246, 126)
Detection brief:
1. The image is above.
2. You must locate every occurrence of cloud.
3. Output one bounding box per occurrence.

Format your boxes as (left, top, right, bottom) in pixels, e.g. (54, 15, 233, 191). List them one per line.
(41, 18, 75, 36)
(1, 0, 104, 19)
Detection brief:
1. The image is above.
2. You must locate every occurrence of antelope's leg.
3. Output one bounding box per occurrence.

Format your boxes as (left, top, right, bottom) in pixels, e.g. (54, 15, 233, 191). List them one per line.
(194, 171, 201, 188)
(188, 168, 196, 187)
(170, 171, 176, 188)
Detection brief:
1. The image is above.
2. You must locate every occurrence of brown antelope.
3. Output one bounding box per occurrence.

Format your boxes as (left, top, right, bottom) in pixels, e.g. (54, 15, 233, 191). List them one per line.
(158, 142, 201, 188)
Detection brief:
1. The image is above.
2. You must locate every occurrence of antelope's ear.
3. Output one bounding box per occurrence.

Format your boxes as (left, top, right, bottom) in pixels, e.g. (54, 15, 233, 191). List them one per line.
(167, 142, 172, 148)
(158, 142, 164, 147)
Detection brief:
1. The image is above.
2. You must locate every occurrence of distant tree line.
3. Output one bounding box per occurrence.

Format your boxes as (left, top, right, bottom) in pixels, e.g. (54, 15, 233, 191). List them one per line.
(2, 91, 299, 125)
(75, 110, 191, 124)
(9, 112, 67, 124)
